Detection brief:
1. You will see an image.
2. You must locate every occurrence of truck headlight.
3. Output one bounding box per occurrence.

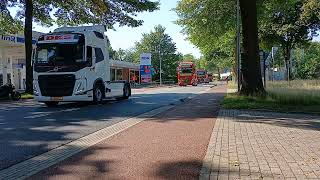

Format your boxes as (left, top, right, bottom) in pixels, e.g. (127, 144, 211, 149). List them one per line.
(33, 84, 39, 96)
(75, 81, 85, 95)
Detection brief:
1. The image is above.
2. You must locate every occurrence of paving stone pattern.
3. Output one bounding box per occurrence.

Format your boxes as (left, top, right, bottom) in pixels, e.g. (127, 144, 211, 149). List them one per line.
(201, 110, 320, 180)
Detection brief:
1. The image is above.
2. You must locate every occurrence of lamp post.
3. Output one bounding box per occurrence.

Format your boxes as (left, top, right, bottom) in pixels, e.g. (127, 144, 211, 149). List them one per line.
(159, 44, 162, 86)
(236, 0, 241, 92)
(158, 38, 163, 86)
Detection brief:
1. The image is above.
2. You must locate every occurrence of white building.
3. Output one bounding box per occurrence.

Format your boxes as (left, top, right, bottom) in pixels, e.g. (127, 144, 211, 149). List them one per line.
(0, 31, 42, 90)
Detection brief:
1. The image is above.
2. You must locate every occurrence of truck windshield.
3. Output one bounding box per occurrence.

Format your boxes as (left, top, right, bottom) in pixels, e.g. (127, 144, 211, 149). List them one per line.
(180, 68, 192, 74)
(35, 43, 85, 65)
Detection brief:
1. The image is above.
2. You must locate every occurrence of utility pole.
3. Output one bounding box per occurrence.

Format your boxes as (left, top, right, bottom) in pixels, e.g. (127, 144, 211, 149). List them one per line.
(158, 38, 162, 86)
(236, 0, 241, 92)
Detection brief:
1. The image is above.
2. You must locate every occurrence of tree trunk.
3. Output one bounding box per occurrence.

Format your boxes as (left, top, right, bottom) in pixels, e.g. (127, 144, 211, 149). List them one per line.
(239, 0, 265, 96)
(24, 0, 33, 94)
(284, 46, 291, 81)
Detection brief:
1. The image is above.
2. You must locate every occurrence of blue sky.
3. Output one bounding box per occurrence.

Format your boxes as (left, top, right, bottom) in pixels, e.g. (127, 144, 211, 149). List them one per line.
(21, 0, 202, 58)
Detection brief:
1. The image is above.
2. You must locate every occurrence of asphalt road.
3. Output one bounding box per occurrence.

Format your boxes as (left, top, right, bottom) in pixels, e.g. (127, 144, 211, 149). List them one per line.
(0, 85, 212, 171)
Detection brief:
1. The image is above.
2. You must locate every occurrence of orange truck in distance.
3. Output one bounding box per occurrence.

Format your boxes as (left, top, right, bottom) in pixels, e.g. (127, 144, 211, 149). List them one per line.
(196, 69, 208, 83)
(177, 62, 198, 86)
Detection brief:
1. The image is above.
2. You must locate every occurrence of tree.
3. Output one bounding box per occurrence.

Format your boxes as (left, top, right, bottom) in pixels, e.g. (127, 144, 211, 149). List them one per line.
(239, 0, 265, 95)
(182, 53, 196, 62)
(176, 0, 265, 95)
(114, 48, 136, 62)
(294, 42, 320, 79)
(134, 25, 181, 81)
(176, 0, 235, 76)
(259, 0, 320, 80)
(0, 12, 23, 35)
(1, 0, 159, 93)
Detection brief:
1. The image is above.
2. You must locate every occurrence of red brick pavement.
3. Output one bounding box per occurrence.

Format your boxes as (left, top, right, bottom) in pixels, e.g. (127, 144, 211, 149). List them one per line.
(29, 85, 226, 180)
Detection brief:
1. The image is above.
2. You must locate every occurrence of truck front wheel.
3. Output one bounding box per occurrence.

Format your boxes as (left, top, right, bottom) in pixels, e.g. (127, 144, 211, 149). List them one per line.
(93, 84, 104, 104)
(123, 84, 131, 99)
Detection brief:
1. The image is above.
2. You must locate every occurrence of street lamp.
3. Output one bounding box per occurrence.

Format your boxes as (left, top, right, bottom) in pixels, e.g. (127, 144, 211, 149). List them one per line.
(236, 0, 241, 92)
(158, 38, 163, 86)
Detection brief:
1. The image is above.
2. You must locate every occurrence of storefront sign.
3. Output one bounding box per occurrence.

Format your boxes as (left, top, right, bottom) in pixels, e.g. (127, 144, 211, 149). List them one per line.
(1, 35, 37, 44)
(1, 35, 16, 42)
(140, 65, 152, 83)
(140, 53, 151, 65)
(140, 53, 152, 83)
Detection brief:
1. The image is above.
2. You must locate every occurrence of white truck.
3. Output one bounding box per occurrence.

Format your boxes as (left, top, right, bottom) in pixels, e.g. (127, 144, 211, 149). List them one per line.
(33, 25, 131, 107)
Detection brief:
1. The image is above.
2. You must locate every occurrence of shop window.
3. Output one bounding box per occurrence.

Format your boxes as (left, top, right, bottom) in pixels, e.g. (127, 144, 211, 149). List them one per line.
(111, 68, 116, 81)
(86, 46, 92, 66)
(116, 69, 123, 80)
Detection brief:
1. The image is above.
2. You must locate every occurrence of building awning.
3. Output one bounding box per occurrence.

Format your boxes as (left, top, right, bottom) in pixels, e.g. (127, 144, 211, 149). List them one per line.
(110, 60, 139, 70)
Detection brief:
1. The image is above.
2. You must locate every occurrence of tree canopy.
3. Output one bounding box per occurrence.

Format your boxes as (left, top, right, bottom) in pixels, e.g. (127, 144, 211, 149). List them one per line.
(175, 0, 235, 72)
(176, 0, 320, 95)
(0, 0, 159, 29)
(294, 42, 320, 79)
(113, 48, 136, 62)
(259, 0, 320, 79)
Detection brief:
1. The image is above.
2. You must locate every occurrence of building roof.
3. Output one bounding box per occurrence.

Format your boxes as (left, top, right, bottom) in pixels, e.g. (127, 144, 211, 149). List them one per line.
(110, 60, 139, 70)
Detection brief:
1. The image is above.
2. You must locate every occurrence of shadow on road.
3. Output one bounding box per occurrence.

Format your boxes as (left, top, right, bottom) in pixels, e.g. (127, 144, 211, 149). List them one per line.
(27, 145, 120, 180)
(154, 160, 203, 179)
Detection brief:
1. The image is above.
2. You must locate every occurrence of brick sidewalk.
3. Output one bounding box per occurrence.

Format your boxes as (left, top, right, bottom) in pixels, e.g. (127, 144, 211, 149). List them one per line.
(201, 110, 320, 180)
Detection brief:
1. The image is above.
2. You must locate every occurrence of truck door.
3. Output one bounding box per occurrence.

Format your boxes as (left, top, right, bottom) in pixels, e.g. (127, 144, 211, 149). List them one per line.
(94, 47, 107, 80)
(85, 46, 97, 94)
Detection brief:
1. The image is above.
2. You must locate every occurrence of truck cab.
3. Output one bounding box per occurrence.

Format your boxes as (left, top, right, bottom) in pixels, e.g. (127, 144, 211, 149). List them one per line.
(33, 26, 131, 106)
(196, 70, 208, 83)
(177, 62, 197, 86)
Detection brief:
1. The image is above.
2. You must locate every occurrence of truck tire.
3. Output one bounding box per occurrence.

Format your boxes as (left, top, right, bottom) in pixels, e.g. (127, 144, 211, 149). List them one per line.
(93, 84, 104, 104)
(44, 102, 59, 107)
(123, 84, 131, 99)
(117, 84, 130, 100)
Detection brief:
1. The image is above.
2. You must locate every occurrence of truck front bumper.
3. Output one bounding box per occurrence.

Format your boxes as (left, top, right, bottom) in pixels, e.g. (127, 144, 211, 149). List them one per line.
(34, 94, 92, 102)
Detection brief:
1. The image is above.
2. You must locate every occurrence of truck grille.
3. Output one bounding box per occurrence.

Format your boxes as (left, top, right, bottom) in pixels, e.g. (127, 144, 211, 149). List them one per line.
(38, 74, 75, 97)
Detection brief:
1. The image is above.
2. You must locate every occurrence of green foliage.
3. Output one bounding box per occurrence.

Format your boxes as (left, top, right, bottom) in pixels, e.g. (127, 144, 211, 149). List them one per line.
(294, 43, 320, 79)
(114, 48, 136, 62)
(176, 0, 235, 71)
(134, 25, 182, 81)
(0, 13, 23, 34)
(222, 92, 320, 115)
(259, 0, 320, 60)
(182, 53, 196, 62)
(21, 93, 33, 99)
(0, 0, 159, 33)
(176, 0, 320, 79)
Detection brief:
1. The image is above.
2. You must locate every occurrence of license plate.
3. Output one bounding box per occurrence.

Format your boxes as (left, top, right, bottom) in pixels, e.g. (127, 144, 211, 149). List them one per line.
(51, 97, 63, 101)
